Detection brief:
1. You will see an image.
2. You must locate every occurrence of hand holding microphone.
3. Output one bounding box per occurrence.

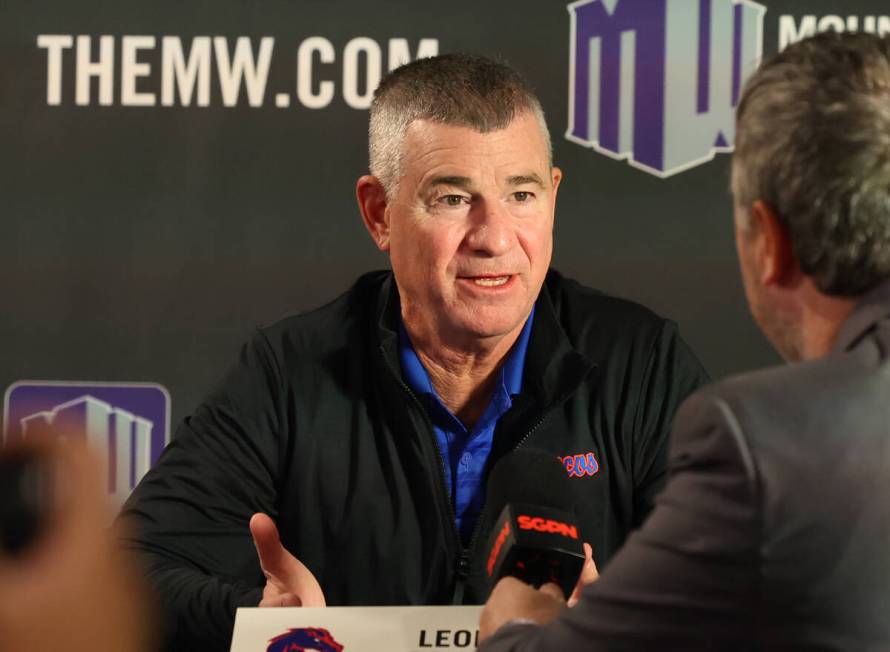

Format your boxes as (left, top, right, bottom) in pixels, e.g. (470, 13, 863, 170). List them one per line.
(483, 447, 595, 597)
(479, 449, 598, 641)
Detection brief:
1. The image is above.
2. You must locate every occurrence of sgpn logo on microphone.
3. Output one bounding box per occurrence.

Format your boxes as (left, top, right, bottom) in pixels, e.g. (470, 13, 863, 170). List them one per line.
(3, 381, 169, 505)
(267, 627, 344, 652)
(518, 515, 579, 540)
(566, 0, 765, 177)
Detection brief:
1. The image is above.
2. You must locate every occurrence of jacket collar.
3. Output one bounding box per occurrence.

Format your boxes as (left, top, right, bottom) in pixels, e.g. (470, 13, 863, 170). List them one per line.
(832, 278, 890, 354)
(374, 272, 595, 406)
(375, 272, 401, 366)
(523, 280, 596, 405)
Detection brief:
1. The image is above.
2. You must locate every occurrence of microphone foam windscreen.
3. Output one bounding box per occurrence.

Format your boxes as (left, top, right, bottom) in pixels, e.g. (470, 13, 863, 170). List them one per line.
(485, 448, 574, 516)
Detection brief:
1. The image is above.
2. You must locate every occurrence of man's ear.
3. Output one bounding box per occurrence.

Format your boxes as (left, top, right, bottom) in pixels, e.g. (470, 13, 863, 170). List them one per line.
(356, 175, 391, 252)
(750, 200, 797, 286)
(550, 166, 562, 206)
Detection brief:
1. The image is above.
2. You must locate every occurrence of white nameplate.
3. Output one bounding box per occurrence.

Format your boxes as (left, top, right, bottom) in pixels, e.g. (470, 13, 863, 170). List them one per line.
(231, 606, 484, 652)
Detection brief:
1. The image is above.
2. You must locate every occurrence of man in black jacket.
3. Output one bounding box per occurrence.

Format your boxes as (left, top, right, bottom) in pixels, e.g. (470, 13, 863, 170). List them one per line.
(479, 32, 890, 650)
(121, 54, 707, 650)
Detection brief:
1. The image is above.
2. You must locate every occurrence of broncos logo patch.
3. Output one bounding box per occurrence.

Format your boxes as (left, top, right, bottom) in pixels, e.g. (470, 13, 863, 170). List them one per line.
(266, 627, 345, 652)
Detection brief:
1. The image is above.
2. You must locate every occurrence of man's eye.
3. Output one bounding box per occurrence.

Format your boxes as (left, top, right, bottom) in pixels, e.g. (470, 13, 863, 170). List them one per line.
(513, 191, 533, 202)
(439, 195, 467, 206)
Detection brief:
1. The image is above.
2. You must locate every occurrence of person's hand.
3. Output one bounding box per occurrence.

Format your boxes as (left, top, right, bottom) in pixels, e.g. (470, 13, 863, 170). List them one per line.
(568, 542, 598, 607)
(479, 577, 566, 643)
(250, 512, 326, 607)
(0, 439, 153, 652)
(479, 542, 598, 643)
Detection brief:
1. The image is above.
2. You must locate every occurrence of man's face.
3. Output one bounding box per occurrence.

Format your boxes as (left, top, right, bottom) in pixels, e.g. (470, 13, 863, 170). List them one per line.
(384, 112, 560, 346)
(733, 204, 803, 362)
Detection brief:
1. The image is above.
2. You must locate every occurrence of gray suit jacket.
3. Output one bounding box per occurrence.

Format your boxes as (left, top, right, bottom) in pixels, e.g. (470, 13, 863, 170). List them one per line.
(481, 282, 890, 651)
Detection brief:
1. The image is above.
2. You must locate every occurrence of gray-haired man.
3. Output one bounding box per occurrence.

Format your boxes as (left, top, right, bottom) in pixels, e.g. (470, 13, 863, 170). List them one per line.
(479, 31, 890, 651)
(121, 54, 707, 650)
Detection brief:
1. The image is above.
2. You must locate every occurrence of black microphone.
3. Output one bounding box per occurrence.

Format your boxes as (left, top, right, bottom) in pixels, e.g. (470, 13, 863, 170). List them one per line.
(483, 448, 585, 599)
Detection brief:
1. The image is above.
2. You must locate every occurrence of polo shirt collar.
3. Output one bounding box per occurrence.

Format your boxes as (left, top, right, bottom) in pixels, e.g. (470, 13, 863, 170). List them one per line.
(375, 271, 595, 408)
(398, 307, 535, 402)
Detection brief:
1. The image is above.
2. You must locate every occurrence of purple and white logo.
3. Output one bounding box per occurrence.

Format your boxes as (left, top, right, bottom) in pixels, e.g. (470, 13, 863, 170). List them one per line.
(3, 381, 170, 503)
(567, 0, 766, 177)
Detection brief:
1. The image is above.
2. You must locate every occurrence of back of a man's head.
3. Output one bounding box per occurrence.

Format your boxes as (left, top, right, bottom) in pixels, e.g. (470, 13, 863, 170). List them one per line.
(733, 32, 890, 297)
(368, 53, 551, 197)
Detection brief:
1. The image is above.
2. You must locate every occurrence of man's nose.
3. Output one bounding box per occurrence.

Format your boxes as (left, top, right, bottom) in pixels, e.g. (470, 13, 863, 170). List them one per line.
(464, 199, 513, 257)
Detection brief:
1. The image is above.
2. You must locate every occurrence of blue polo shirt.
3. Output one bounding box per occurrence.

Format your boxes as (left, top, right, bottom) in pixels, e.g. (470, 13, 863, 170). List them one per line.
(398, 308, 534, 544)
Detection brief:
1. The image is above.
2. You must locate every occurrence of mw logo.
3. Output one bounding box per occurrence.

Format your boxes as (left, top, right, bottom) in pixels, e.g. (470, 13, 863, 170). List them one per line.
(567, 0, 765, 177)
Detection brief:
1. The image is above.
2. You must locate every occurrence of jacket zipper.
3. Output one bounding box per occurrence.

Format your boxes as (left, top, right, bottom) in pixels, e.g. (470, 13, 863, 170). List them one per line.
(379, 348, 462, 582)
(461, 410, 552, 600)
(381, 344, 566, 603)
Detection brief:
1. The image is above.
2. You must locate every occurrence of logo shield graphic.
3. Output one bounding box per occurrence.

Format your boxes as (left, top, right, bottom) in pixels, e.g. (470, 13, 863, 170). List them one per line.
(567, 0, 765, 177)
(3, 381, 170, 505)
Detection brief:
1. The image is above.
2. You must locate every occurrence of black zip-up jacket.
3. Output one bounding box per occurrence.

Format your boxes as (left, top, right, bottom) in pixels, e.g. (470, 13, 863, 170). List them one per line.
(121, 270, 708, 651)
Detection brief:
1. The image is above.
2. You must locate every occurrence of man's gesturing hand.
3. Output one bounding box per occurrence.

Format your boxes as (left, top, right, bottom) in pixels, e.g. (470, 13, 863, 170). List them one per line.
(249, 513, 326, 608)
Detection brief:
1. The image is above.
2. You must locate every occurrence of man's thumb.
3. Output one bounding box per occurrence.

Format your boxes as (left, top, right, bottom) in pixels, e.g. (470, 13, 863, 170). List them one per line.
(250, 513, 284, 575)
(249, 512, 326, 608)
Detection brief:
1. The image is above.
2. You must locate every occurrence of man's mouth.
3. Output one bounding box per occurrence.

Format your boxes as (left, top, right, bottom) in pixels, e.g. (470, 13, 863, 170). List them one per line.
(462, 275, 512, 287)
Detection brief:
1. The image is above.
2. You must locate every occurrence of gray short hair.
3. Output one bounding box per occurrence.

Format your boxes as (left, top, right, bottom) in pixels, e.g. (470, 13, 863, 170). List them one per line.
(369, 53, 552, 198)
(732, 32, 890, 297)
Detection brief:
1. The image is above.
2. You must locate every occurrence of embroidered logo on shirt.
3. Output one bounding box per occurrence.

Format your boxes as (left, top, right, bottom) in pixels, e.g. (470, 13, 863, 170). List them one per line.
(559, 452, 600, 478)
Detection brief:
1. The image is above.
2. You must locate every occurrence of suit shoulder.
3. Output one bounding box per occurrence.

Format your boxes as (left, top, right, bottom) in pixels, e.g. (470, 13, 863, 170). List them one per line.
(700, 350, 869, 410)
(688, 346, 888, 459)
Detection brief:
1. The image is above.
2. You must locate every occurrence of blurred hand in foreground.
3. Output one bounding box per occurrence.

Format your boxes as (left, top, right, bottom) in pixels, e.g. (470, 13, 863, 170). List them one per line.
(0, 438, 154, 652)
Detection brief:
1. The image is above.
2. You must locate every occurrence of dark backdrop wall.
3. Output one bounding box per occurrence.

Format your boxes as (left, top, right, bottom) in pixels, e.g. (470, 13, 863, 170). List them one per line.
(2, 1, 886, 481)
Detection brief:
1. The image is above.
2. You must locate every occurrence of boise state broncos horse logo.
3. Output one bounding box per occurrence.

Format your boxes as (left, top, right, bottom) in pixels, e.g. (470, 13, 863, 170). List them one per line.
(266, 627, 345, 652)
